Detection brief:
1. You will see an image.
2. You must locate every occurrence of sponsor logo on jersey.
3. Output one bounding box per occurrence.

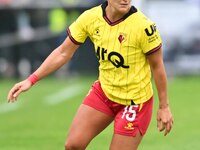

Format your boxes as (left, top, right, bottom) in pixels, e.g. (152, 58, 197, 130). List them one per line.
(145, 24, 157, 36)
(145, 24, 160, 43)
(96, 46, 130, 69)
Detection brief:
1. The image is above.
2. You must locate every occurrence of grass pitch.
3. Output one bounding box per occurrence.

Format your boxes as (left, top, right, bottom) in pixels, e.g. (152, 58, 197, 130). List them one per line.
(0, 75, 200, 150)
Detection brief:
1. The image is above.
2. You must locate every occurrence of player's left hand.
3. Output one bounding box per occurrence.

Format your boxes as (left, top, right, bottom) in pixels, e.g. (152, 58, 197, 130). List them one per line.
(157, 106, 174, 136)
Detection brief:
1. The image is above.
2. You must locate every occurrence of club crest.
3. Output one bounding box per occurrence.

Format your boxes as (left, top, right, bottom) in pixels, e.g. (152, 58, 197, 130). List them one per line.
(118, 33, 127, 44)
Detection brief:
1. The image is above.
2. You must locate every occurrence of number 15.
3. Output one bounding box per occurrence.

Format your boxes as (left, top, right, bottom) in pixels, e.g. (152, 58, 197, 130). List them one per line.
(121, 105, 138, 122)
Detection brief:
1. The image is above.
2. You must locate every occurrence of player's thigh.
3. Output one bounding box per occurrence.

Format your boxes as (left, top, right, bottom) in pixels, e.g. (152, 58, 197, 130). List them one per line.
(110, 98, 153, 150)
(66, 104, 113, 146)
(110, 132, 143, 150)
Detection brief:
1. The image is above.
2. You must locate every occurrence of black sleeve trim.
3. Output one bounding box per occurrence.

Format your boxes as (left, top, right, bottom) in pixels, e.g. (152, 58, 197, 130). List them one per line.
(67, 28, 83, 45)
(146, 43, 162, 55)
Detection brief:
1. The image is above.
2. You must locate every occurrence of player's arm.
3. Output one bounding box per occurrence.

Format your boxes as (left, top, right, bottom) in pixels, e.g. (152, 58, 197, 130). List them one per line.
(33, 37, 79, 79)
(7, 37, 79, 102)
(147, 48, 174, 136)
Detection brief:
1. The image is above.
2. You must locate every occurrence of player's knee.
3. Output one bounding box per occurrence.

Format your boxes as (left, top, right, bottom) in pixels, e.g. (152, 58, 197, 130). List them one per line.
(65, 140, 85, 150)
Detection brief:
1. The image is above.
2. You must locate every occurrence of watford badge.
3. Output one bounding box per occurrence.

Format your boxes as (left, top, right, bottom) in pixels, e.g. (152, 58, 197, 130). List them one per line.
(118, 33, 127, 44)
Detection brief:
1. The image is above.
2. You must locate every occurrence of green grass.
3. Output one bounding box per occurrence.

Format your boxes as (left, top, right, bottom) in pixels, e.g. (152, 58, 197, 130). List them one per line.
(0, 76, 200, 150)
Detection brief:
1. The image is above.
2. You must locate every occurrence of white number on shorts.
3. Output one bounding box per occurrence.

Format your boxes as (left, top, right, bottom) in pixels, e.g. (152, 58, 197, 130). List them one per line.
(121, 105, 138, 122)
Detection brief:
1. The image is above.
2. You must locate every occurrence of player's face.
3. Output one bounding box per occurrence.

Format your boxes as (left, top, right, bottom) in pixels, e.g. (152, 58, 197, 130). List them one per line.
(107, 0, 132, 14)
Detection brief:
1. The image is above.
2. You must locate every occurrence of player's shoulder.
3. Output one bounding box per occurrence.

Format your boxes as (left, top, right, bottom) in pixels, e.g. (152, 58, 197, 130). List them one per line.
(80, 4, 102, 19)
(133, 10, 155, 27)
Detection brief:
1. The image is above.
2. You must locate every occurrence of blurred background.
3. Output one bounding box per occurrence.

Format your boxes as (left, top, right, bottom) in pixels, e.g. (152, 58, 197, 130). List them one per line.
(0, 0, 200, 79)
(0, 0, 103, 79)
(0, 0, 200, 150)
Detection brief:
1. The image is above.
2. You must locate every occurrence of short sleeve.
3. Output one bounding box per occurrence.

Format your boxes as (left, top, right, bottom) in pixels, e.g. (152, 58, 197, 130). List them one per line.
(68, 11, 89, 44)
(140, 22, 162, 54)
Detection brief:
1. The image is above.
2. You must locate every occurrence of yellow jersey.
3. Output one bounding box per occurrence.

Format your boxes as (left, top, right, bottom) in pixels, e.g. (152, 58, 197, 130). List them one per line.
(68, 1, 162, 105)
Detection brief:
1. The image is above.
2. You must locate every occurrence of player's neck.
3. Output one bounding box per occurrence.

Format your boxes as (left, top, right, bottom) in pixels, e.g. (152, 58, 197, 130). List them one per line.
(105, 6, 129, 22)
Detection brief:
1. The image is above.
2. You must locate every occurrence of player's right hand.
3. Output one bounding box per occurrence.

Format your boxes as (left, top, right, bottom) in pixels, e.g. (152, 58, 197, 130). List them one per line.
(7, 79, 32, 103)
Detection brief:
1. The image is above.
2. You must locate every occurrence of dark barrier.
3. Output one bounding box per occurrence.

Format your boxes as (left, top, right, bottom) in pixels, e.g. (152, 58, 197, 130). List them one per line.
(0, 1, 103, 78)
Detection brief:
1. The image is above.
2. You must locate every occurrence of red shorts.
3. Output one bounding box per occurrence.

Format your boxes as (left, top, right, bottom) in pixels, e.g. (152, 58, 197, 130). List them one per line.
(83, 81, 153, 136)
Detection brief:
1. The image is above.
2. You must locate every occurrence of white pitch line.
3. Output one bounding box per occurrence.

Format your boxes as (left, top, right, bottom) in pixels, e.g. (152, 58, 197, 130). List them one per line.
(0, 102, 21, 113)
(44, 83, 84, 105)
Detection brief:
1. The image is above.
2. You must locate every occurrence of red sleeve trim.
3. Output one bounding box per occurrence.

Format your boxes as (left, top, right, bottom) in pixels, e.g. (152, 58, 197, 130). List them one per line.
(67, 28, 83, 45)
(146, 43, 162, 55)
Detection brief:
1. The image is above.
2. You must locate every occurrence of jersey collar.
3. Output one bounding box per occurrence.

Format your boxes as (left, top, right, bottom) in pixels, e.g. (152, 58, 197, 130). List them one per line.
(101, 1, 137, 26)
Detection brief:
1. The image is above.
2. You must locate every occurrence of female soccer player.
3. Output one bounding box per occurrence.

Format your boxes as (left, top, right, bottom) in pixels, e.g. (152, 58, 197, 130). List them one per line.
(7, 0, 174, 149)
